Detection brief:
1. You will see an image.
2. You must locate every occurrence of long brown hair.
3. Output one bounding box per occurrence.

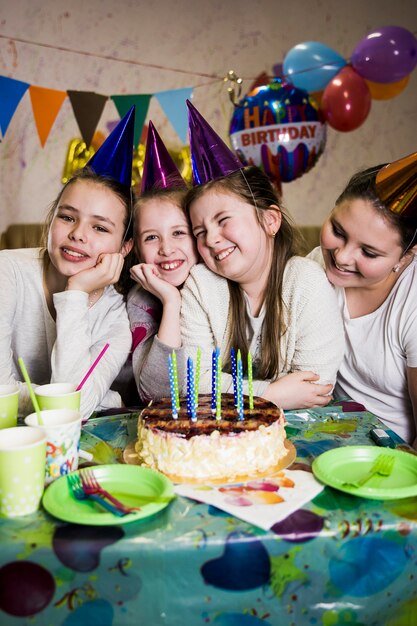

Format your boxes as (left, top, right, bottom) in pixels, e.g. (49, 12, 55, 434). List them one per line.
(185, 166, 303, 378)
(42, 166, 136, 297)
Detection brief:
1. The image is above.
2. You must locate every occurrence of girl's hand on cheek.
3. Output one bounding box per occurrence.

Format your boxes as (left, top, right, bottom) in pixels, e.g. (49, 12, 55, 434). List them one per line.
(66, 252, 124, 294)
(130, 263, 181, 306)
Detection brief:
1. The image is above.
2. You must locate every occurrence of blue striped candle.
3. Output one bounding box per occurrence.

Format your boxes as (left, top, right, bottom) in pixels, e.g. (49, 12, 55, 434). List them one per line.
(211, 348, 217, 412)
(231, 347, 238, 407)
(187, 356, 197, 421)
(216, 354, 222, 420)
(168, 354, 178, 419)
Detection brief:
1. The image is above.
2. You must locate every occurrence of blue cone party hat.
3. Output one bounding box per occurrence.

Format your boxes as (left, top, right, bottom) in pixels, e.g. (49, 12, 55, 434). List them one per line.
(141, 121, 187, 192)
(86, 105, 135, 188)
(186, 100, 243, 185)
(376, 151, 417, 217)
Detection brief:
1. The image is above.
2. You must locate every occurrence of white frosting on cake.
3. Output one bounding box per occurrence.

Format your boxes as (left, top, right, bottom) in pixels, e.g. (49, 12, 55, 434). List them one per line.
(136, 398, 287, 481)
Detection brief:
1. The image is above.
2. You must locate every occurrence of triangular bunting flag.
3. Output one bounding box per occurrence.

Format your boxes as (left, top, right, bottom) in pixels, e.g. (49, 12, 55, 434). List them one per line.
(0, 76, 30, 137)
(155, 87, 193, 144)
(67, 91, 108, 148)
(29, 85, 67, 147)
(111, 94, 152, 148)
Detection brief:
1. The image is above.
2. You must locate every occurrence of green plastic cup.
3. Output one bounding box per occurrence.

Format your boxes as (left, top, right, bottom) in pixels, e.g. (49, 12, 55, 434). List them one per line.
(0, 384, 19, 429)
(35, 383, 81, 411)
(0, 426, 47, 517)
(25, 409, 82, 484)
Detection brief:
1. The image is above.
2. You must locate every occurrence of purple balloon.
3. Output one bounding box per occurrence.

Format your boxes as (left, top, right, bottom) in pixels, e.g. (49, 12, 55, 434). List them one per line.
(351, 26, 417, 83)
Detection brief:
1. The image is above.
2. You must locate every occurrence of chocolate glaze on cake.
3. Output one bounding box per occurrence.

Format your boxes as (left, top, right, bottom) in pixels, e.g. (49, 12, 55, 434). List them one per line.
(140, 393, 282, 439)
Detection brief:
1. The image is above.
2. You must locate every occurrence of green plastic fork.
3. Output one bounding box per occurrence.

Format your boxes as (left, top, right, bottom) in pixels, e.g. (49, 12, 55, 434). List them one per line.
(345, 454, 395, 488)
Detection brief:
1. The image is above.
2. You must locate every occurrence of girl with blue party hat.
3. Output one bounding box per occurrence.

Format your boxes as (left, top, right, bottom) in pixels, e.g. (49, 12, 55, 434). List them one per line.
(127, 121, 198, 402)
(309, 152, 417, 446)
(0, 107, 137, 420)
(179, 101, 345, 410)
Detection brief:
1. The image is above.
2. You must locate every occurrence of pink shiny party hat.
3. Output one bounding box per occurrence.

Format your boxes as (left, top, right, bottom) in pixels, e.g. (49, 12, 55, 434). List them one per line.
(187, 99, 243, 185)
(141, 121, 187, 192)
(376, 151, 417, 217)
(86, 105, 135, 188)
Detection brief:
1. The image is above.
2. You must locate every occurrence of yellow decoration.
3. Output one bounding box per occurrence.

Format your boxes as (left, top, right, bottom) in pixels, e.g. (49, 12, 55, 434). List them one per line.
(63, 138, 191, 187)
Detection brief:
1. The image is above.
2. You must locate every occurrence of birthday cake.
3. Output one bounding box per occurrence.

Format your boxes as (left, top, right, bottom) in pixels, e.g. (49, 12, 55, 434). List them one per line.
(135, 393, 288, 482)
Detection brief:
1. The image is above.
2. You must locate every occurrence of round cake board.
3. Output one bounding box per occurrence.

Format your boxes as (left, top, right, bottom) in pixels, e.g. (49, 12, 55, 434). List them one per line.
(123, 439, 296, 485)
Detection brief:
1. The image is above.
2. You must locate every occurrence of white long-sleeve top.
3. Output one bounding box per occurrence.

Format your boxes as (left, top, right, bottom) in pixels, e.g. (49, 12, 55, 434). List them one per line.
(180, 257, 345, 399)
(0, 248, 132, 420)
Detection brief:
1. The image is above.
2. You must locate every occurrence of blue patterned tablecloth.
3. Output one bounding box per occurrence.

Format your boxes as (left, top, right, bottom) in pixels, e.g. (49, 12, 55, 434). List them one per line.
(0, 405, 416, 626)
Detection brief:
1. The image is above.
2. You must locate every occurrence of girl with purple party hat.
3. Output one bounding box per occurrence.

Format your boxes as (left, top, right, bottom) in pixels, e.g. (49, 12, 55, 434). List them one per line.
(179, 101, 345, 410)
(0, 107, 136, 420)
(309, 153, 417, 446)
(127, 121, 198, 401)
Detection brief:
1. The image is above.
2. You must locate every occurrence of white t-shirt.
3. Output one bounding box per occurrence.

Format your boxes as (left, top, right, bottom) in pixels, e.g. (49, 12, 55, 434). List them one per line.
(309, 247, 417, 443)
(0, 248, 132, 419)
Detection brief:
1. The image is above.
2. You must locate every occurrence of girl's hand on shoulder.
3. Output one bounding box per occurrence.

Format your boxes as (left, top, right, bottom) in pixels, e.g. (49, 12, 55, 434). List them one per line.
(130, 263, 180, 306)
(264, 371, 333, 410)
(66, 252, 124, 294)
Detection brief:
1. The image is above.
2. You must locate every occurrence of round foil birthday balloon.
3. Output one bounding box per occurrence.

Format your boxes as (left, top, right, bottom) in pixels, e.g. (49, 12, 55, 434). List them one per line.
(229, 79, 326, 184)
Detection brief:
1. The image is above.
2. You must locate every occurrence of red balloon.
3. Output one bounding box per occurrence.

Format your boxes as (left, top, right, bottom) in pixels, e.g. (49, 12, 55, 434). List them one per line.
(322, 66, 371, 132)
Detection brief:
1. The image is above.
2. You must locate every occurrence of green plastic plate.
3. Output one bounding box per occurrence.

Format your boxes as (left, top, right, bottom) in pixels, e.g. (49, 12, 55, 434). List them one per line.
(43, 464, 175, 525)
(312, 445, 417, 500)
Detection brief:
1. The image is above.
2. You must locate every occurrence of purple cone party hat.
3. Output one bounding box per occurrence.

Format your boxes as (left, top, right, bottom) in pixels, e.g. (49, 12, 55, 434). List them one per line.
(186, 99, 243, 185)
(86, 105, 135, 188)
(376, 151, 417, 217)
(141, 121, 187, 192)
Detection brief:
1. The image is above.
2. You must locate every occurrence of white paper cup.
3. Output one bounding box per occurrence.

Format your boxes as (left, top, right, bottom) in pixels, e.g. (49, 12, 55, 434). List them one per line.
(0, 426, 47, 517)
(34, 383, 81, 411)
(0, 384, 19, 429)
(25, 409, 82, 485)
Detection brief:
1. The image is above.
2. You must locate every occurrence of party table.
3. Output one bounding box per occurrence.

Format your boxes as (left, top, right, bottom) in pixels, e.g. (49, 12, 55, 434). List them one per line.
(0, 404, 416, 626)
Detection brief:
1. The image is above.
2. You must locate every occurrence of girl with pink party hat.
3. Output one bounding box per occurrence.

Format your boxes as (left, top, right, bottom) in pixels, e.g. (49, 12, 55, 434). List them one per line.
(127, 122, 198, 401)
(0, 108, 136, 420)
(179, 101, 345, 410)
(309, 153, 417, 446)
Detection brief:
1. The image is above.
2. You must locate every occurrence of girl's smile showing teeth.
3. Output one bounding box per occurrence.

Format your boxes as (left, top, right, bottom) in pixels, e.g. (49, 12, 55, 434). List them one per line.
(61, 247, 89, 260)
(159, 260, 183, 271)
(215, 246, 235, 261)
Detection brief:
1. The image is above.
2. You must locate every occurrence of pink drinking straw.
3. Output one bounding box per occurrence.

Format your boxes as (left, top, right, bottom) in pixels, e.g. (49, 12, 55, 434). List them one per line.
(76, 343, 110, 391)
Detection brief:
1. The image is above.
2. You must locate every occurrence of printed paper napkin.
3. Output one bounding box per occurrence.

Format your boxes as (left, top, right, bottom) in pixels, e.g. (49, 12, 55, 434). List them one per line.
(175, 469, 323, 530)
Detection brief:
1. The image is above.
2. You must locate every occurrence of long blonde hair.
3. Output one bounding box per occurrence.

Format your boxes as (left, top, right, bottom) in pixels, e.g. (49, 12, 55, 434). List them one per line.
(185, 166, 303, 377)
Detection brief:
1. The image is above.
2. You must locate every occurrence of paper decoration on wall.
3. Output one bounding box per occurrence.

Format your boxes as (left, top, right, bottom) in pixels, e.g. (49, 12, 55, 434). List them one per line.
(111, 94, 152, 148)
(67, 91, 108, 149)
(28, 86, 67, 147)
(154, 87, 193, 144)
(0, 76, 29, 137)
(0, 75, 194, 150)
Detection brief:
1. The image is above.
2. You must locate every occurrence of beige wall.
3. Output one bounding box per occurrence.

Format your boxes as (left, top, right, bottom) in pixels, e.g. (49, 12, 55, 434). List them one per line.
(0, 0, 416, 233)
